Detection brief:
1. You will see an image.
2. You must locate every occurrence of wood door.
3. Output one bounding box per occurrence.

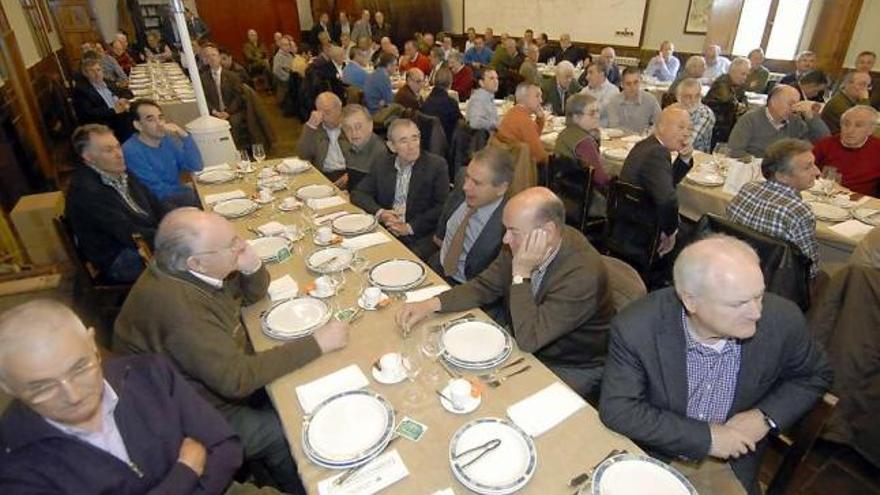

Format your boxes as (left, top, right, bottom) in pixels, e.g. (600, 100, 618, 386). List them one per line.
(195, 0, 300, 61)
(46, 0, 100, 71)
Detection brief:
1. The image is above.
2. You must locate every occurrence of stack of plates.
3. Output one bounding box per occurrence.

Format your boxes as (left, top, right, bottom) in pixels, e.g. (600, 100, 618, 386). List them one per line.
(332, 213, 377, 236)
(257, 176, 289, 191)
(368, 259, 426, 291)
(807, 202, 851, 222)
(449, 418, 537, 494)
(197, 169, 237, 184)
(276, 158, 311, 174)
(302, 390, 395, 469)
(442, 319, 512, 370)
(306, 247, 355, 273)
(213, 198, 258, 219)
(248, 236, 292, 263)
(601, 128, 626, 139)
(585, 453, 697, 495)
(853, 207, 880, 226)
(261, 297, 331, 340)
(296, 184, 335, 200)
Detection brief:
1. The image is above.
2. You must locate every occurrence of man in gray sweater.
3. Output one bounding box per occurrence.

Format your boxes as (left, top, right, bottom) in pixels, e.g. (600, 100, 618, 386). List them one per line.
(727, 84, 829, 158)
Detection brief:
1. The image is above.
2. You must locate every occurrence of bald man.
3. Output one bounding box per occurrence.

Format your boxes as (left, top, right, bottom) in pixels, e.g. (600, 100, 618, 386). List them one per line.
(612, 105, 694, 267)
(114, 208, 348, 493)
(398, 187, 614, 397)
(0, 300, 259, 494)
(814, 105, 880, 195)
(600, 235, 831, 495)
(297, 91, 349, 185)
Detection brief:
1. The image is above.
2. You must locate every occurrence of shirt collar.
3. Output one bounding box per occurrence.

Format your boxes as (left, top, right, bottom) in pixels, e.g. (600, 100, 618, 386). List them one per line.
(765, 178, 800, 198)
(681, 309, 735, 353)
(533, 241, 561, 276)
(44, 380, 119, 436)
(188, 269, 224, 288)
(87, 164, 126, 185)
(765, 108, 787, 129)
(394, 155, 415, 171)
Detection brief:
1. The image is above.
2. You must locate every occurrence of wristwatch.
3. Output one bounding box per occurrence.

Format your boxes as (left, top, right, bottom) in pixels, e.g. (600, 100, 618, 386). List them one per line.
(760, 409, 779, 434)
(512, 275, 531, 285)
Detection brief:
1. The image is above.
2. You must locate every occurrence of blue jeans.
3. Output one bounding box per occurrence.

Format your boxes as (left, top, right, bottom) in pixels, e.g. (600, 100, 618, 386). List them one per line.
(106, 248, 145, 283)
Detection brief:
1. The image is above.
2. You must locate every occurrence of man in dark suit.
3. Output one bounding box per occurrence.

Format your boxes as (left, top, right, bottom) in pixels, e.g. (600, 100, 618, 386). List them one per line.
(540, 60, 582, 115)
(393, 68, 425, 112)
(612, 105, 694, 264)
(431, 146, 512, 283)
(65, 124, 168, 283)
(420, 67, 460, 148)
(352, 118, 449, 258)
(399, 187, 614, 397)
(599, 235, 832, 495)
(200, 44, 250, 147)
(72, 56, 134, 141)
(310, 44, 348, 103)
(311, 12, 332, 48)
(558, 34, 586, 66)
(536, 33, 561, 64)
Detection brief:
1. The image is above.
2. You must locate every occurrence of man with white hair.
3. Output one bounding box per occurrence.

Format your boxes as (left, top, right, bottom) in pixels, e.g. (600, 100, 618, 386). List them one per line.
(496, 82, 550, 164)
(814, 105, 880, 195)
(114, 208, 349, 493)
(340, 104, 389, 190)
(779, 50, 817, 87)
(645, 41, 680, 82)
(600, 234, 831, 495)
(704, 56, 751, 145)
(600, 46, 621, 86)
(0, 300, 265, 494)
(558, 33, 586, 66)
(606, 67, 661, 133)
(702, 44, 731, 82)
(297, 92, 349, 185)
(669, 55, 708, 97)
(541, 60, 581, 115)
(820, 72, 872, 134)
(676, 79, 716, 153)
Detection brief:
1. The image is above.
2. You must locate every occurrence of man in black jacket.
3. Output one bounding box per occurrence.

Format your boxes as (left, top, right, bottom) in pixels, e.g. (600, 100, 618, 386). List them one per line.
(65, 124, 169, 283)
(599, 235, 832, 495)
(352, 118, 449, 259)
(72, 56, 133, 141)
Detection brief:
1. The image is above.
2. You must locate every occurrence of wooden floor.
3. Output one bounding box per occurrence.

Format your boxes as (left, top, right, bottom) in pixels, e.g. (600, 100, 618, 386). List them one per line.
(1, 91, 879, 494)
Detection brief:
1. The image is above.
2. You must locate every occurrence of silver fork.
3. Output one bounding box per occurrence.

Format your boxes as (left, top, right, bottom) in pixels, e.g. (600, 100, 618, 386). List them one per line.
(485, 365, 532, 388)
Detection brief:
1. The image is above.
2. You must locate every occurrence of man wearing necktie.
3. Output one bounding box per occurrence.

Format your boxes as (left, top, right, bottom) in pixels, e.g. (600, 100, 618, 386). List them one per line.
(200, 44, 250, 146)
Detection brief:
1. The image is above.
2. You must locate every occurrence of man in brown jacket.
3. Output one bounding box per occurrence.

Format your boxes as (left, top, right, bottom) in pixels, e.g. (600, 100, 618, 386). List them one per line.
(113, 208, 349, 493)
(398, 187, 614, 396)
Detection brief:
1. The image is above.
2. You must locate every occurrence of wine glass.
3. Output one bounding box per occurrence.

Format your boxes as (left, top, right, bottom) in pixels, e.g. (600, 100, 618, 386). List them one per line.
(419, 325, 445, 384)
(400, 337, 424, 408)
(252, 144, 266, 163)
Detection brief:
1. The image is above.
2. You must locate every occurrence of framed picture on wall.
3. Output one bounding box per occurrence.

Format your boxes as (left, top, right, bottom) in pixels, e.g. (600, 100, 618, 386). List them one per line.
(684, 0, 711, 34)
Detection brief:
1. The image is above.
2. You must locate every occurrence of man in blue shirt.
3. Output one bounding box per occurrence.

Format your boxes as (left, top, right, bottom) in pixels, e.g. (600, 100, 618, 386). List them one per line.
(122, 100, 203, 207)
(343, 47, 369, 89)
(364, 52, 398, 114)
(463, 35, 493, 69)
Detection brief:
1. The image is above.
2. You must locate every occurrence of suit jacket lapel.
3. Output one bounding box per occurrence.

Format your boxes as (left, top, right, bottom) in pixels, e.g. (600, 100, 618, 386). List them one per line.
(405, 156, 425, 215)
(656, 293, 689, 415)
(730, 326, 763, 415)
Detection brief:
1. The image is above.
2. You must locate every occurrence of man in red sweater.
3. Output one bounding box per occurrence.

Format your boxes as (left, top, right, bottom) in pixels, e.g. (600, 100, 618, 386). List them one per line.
(813, 105, 880, 196)
(448, 50, 474, 101)
(399, 39, 432, 75)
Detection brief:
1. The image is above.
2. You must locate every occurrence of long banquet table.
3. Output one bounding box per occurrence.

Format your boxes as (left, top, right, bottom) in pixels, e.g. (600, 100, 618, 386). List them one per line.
(194, 159, 642, 494)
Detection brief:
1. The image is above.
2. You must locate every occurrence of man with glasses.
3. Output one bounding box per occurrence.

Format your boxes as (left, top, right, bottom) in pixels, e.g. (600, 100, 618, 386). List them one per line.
(352, 118, 449, 259)
(393, 68, 426, 112)
(339, 104, 390, 190)
(820, 72, 872, 134)
(114, 207, 349, 493)
(0, 300, 267, 494)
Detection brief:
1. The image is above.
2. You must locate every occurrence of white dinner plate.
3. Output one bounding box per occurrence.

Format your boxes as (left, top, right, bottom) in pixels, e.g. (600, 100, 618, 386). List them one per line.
(442, 320, 510, 365)
(587, 453, 697, 495)
(304, 390, 395, 466)
(257, 176, 289, 191)
(449, 418, 537, 494)
(807, 202, 851, 222)
(368, 259, 426, 290)
(602, 148, 630, 162)
(853, 207, 880, 226)
(276, 158, 311, 174)
(261, 297, 330, 339)
(197, 169, 236, 184)
(248, 236, 291, 263)
(213, 198, 258, 218)
(601, 128, 626, 139)
(332, 213, 377, 235)
(620, 134, 644, 144)
(296, 184, 335, 200)
(306, 247, 355, 273)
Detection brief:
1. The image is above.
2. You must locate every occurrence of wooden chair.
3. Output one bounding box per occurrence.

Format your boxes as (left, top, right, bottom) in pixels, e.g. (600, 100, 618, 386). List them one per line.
(764, 393, 839, 495)
(547, 154, 605, 235)
(601, 255, 647, 312)
(604, 178, 661, 278)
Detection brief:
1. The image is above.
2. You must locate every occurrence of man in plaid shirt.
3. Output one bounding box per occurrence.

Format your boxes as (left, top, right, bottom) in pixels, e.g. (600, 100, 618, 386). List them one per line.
(675, 78, 716, 153)
(727, 138, 821, 278)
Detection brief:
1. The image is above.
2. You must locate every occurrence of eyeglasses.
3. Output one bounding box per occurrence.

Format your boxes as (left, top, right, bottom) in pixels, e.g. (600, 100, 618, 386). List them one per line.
(23, 358, 101, 404)
(191, 236, 246, 257)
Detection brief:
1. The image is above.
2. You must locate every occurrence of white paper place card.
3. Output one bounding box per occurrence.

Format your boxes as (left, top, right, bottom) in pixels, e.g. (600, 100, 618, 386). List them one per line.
(267, 275, 299, 302)
(204, 189, 246, 205)
(404, 285, 451, 303)
(431, 489, 456, 495)
(295, 365, 370, 414)
(317, 450, 409, 495)
(829, 219, 875, 240)
(307, 196, 347, 211)
(507, 382, 586, 437)
(257, 221, 286, 236)
(341, 232, 393, 251)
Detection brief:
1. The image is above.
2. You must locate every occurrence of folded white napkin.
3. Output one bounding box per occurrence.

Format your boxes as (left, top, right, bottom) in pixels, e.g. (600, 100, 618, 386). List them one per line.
(507, 382, 586, 437)
(267, 275, 299, 302)
(829, 219, 875, 240)
(722, 161, 764, 196)
(295, 365, 369, 414)
(257, 221, 286, 236)
(341, 232, 392, 251)
(199, 163, 232, 174)
(431, 490, 455, 495)
(405, 285, 451, 303)
(317, 450, 408, 495)
(307, 196, 347, 211)
(314, 210, 350, 224)
(203, 189, 246, 205)
(540, 132, 559, 144)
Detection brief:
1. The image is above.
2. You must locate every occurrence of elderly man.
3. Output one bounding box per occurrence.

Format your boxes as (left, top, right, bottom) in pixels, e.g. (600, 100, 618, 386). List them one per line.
(645, 41, 680, 82)
(399, 187, 614, 396)
(114, 208, 349, 493)
(728, 84, 830, 158)
(466, 68, 500, 130)
(496, 82, 550, 164)
(559, 33, 586, 66)
(242, 29, 270, 80)
(66, 124, 167, 283)
(704, 56, 751, 145)
(122, 99, 203, 207)
(364, 52, 397, 114)
(393, 67, 425, 111)
(464, 35, 493, 69)
(745, 48, 769, 93)
(343, 47, 369, 89)
(703, 45, 731, 82)
(491, 37, 522, 73)
(421, 67, 460, 145)
(0, 301, 261, 494)
(780, 50, 817, 87)
(821, 72, 872, 134)
(272, 35, 294, 84)
(432, 146, 513, 283)
(677, 79, 716, 153)
(297, 92, 349, 185)
(448, 50, 474, 101)
(90, 43, 128, 90)
(352, 118, 449, 257)
(853, 50, 880, 110)
(201, 44, 249, 146)
(350, 9, 372, 45)
(600, 235, 831, 495)
(541, 60, 581, 115)
(399, 39, 432, 74)
(606, 67, 661, 133)
(580, 60, 620, 124)
(72, 55, 133, 140)
(614, 106, 693, 260)
(428, 47, 447, 85)
(814, 105, 880, 195)
(728, 139, 821, 277)
(519, 43, 540, 85)
(601, 47, 621, 86)
(340, 104, 389, 190)
(669, 55, 708, 98)
(793, 70, 829, 103)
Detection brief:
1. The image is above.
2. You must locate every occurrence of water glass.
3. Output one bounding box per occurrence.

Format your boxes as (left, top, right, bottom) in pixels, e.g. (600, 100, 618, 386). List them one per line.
(252, 144, 266, 163)
(420, 325, 445, 384)
(400, 338, 424, 407)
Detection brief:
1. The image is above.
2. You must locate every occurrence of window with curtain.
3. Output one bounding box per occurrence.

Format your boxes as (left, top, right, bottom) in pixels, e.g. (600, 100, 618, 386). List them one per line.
(19, 0, 53, 58)
(731, 0, 812, 60)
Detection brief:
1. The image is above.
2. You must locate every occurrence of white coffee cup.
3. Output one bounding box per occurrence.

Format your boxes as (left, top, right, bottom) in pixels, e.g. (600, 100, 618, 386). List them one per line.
(316, 226, 333, 243)
(314, 276, 334, 295)
(258, 188, 273, 202)
(281, 197, 298, 209)
(363, 287, 382, 308)
(379, 352, 403, 376)
(449, 378, 473, 409)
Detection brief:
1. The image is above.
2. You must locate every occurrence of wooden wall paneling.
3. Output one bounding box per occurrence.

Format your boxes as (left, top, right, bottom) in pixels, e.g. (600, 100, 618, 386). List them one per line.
(356, 0, 441, 46)
(195, 0, 301, 61)
(46, 0, 101, 72)
(704, 0, 744, 53)
(809, 0, 864, 79)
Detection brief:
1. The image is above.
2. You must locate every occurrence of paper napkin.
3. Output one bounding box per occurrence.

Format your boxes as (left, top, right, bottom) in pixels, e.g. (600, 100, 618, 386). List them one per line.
(829, 219, 875, 240)
(341, 232, 392, 251)
(307, 196, 347, 211)
(267, 275, 298, 302)
(405, 285, 451, 303)
(317, 450, 409, 495)
(257, 221, 286, 236)
(204, 189, 246, 205)
(507, 382, 586, 437)
(295, 365, 369, 414)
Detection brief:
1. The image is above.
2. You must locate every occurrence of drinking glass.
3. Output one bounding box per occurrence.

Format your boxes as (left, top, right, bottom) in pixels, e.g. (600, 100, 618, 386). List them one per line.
(252, 144, 266, 163)
(419, 325, 445, 384)
(400, 337, 424, 407)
